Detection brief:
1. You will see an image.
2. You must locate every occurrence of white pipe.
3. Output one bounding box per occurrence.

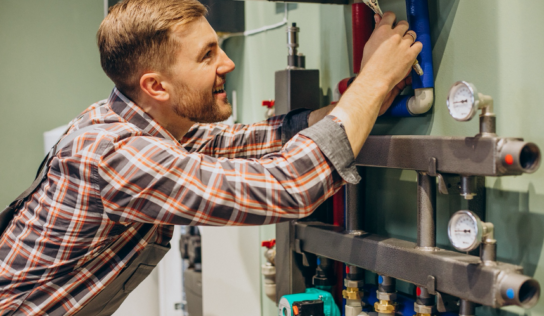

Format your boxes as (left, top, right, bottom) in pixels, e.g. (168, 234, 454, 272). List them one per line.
(407, 88, 434, 115)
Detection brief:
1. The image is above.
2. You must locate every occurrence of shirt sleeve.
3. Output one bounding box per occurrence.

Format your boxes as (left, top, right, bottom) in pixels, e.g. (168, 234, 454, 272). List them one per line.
(96, 116, 359, 226)
(179, 109, 311, 159)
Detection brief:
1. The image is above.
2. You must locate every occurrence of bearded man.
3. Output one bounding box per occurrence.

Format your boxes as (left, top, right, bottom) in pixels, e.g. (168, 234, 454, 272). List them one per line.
(0, 0, 420, 314)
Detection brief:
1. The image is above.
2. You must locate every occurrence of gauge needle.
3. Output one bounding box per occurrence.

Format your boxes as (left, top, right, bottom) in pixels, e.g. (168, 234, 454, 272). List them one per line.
(362, 0, 424, 76)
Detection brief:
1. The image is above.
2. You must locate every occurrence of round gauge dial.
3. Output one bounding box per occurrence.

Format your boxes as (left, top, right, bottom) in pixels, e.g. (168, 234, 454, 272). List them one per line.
(447, 81, 478, 121)
(447, 210, 483, 252)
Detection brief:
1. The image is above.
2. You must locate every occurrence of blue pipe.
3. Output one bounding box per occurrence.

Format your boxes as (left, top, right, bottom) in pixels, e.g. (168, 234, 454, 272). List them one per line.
(388, 0, 434, 117)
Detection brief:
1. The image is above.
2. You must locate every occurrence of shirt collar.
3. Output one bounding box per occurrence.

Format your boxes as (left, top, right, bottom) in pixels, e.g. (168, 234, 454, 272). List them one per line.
(107, 88, 178, 142)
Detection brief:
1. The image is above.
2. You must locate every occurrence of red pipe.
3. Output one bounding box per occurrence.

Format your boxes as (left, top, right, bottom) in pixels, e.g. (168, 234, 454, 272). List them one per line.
(332, 186, 345, 307)
(351, 3, 374, 74)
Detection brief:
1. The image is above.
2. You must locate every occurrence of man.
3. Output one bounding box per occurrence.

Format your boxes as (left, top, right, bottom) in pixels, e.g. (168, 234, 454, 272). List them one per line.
(0, 0, 420, 315)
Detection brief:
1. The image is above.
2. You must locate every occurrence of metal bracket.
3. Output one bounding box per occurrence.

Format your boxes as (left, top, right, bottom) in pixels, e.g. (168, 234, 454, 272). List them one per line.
(426, 275, 436, 295)
(436, 292, 460, 313)
(295, 239, 310, 267)
(428, 157, 448, 195)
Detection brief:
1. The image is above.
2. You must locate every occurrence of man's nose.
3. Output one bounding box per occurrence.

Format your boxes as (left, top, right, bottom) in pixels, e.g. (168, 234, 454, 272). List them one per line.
(217, 49, 235, 75)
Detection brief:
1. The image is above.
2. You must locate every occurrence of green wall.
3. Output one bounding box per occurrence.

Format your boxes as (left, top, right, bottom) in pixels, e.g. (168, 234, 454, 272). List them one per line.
(225, 1, 544, 316)
(0, 0, 113, 208)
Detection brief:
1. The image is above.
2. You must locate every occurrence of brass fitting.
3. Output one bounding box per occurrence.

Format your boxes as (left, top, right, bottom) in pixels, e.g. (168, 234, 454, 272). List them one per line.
(415, 313, 431, 316)
(342, 287, 362, 300)
(374, 300, 396, 314)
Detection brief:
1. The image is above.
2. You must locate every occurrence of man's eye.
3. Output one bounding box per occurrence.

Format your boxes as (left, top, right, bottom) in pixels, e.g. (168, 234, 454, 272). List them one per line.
(204, 50, 212, 59)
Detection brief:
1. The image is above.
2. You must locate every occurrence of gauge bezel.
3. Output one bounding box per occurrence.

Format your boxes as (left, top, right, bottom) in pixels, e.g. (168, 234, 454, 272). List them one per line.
(447, 210, 483, 252)
(446, 81, 478, 122)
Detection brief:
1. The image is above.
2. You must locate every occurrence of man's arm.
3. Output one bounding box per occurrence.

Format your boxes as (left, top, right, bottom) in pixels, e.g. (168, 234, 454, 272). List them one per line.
(179, 109, 311, 159)
(97, 126, 350, 226)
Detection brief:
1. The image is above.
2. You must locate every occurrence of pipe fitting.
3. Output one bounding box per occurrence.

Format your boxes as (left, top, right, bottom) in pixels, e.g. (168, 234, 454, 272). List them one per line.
(376, 290, 397, 301)
(413, 303, 434, 314)
(498, 272, 540, 308)
(374, 300, 396, 314)
(345, 279, 365, 288)
(343, 287, 362, 300)
(408, 88, 434, 115)
(497, 139, 541, 174)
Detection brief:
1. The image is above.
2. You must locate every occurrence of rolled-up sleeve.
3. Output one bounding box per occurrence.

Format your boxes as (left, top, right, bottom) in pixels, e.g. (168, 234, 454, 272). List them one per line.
(300, 115, 361, 184)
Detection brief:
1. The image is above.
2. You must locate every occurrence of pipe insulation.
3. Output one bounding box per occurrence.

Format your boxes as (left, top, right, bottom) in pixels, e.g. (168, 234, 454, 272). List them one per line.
(388, 0, 435, 116)
(351, 3, 374, 74)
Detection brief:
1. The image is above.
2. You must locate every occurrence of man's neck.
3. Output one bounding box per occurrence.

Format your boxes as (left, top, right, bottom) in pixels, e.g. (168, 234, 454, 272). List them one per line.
(135, 95, 195, 140)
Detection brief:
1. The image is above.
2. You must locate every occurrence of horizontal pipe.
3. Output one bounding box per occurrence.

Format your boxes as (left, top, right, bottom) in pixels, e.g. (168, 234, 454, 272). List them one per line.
(498, 140, 541, 174)
(498, 272, 541, 308)
(355, 135, 541, 176)
(294, 221, 539, 308)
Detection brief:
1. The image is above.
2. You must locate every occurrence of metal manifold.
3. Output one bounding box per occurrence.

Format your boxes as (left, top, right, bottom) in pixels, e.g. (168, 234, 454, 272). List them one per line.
(276, 133, 542, 311)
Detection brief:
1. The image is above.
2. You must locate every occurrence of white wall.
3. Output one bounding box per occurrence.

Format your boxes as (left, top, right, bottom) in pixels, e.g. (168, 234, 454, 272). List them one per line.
(200, 226, 262, 316)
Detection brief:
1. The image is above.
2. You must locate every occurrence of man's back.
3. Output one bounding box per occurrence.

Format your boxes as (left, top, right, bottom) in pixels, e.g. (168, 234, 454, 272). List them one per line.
(0, 93, 174, 315)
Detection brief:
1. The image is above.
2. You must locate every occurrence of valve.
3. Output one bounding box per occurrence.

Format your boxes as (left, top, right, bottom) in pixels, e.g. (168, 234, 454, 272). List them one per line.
(261, 239, 276, 302)
(262, 100, 275, 119)
(374, 275, 397, 314)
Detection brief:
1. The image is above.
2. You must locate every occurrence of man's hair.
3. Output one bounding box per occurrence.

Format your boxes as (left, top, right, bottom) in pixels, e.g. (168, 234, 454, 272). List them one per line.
(97, 0, 207, 98)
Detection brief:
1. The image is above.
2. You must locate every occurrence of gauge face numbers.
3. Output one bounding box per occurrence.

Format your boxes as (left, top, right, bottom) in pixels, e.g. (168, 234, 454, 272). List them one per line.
(447, 82, 477, 121)
(448, 210, 482, 252)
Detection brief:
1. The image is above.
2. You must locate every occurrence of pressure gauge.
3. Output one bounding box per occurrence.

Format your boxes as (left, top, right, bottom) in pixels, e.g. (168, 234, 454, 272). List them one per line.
(446, 81, 479, 121)
(447, 210, 484, 252)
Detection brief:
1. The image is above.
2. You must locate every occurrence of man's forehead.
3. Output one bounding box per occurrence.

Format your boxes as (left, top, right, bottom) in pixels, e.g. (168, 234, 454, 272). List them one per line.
(171, 17, 218, 46)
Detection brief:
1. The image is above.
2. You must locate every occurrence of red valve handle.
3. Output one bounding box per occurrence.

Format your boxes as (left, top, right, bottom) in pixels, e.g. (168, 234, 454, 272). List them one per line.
(261, 239, 276, 249)
(262, 100, 275, 108)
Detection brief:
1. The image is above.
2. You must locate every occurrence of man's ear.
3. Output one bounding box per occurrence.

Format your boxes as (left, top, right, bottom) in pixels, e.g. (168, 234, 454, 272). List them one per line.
(140, 73, 170, 102)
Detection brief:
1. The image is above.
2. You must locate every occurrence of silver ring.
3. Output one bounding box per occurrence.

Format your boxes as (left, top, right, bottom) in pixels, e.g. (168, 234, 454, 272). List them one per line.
(405, 31, 416, 43)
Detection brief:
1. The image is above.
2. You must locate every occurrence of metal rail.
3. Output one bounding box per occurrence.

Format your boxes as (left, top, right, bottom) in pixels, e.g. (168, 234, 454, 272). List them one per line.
(294, 221, 540, 308)
(355, 135, 540, 176)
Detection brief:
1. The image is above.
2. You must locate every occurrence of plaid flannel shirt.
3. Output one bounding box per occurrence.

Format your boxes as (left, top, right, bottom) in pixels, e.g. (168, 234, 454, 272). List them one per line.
(0, 88, 359, 315)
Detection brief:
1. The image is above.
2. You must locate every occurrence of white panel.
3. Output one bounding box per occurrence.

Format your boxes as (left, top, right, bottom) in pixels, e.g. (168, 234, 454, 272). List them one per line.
(200, 226, 262, 316)
(158, 226, 184, 316)
(113, 268, 160, 316)
(43, 125, 68, 156)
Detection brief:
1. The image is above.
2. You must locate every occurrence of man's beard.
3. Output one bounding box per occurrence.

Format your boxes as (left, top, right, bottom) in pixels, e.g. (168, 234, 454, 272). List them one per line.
(171, 82, 232, 123)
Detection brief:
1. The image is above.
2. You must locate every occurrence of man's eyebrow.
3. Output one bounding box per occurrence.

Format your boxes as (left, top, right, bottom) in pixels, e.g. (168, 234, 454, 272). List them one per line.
(197, 41, 217, 59)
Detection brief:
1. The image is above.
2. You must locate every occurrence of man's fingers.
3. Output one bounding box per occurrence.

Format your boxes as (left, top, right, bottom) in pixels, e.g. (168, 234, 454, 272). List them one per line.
(378, 12, 396, 28)
(410, 41, 423, 56)
(374, 14, 382, 25)
(395, 20, 410, 36)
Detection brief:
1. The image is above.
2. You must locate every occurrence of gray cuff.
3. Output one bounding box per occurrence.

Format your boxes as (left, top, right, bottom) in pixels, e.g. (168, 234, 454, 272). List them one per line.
(281, 108, 312, 145)
(300, 116, 361, 184)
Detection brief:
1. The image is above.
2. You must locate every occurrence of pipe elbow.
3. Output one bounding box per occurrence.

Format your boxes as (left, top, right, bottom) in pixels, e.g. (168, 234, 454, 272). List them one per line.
(407, 88, 434, 115)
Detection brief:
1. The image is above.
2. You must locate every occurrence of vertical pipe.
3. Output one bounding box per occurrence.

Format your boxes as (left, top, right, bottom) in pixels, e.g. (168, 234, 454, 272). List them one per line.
(459, 300, 475, 316)
(417, 172, 436, 249)
(405, 0, 434, 90)
(345, 169, 365, 278)
(351, 3, 374, 74)
(345, 179, 364, 233)
(378, 275, 395, 294)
